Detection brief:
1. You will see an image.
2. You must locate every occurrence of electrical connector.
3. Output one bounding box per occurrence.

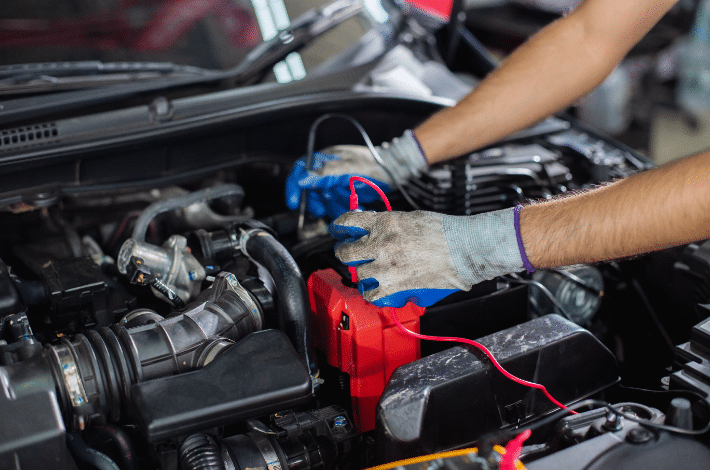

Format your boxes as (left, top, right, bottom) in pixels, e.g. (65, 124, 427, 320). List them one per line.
(124, 256, 185, 308)
(125, 256, 151, 286)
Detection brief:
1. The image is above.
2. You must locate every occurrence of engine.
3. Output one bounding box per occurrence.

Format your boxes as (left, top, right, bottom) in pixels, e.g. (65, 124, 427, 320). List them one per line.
(1, 112, 710, 470)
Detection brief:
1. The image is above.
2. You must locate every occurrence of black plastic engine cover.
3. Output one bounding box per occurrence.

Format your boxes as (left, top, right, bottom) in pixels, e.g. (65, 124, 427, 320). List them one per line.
(0, 389, 74, 470)
(130, 329, 313, 443)
(526, 430, 710, 470)
(381, 429, 710, 470)
(375, 314, 619, 462)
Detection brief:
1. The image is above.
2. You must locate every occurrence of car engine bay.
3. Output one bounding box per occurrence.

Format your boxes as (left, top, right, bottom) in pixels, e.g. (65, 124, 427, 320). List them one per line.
(2, 95, 710, 470)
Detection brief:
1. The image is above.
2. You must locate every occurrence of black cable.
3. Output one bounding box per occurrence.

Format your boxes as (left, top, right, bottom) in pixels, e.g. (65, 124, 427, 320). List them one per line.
(493, 394, 710, 446)
(605, 403, 710, 436)
(519, 399, 609, 434)
(149, 278, 186, 309)
(478, 399, 608, 449)
(503, 273, 573, 322)
(619, 384, 706, 401)
(605, 399, 710, 436)
(630, 277, 675, 353)
(609, 261, 675, 353)
(550, 268, 604, 297)
(453, 23, 498, 75)
(298, 113, 421, 235)
(478, 388, 710, 462)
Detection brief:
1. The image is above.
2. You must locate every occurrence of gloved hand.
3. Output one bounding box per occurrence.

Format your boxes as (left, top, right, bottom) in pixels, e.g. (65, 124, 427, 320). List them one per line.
(330, 208, 533, 308)
(285, 130, 427, 219)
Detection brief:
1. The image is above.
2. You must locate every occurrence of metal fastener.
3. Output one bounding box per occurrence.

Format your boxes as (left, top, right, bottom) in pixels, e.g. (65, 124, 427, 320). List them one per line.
(626, 427, 653, 444)
(333, 416, 347, 427)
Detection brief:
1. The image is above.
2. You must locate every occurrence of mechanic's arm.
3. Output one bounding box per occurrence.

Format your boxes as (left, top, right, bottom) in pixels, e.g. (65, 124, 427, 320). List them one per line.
(522, 149, 710, 267)
(331, 150, 710, 309)
(415, 0, 679, 163)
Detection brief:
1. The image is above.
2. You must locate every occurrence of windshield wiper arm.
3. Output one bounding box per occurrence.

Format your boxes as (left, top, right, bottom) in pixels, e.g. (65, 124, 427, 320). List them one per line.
(0, 61, 216, 95)
(0, 0, 366, 126)
(0, 61, 213, 80)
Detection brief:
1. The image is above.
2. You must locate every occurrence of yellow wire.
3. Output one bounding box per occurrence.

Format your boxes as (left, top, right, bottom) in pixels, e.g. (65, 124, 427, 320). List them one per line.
(364, 445, 526, 470)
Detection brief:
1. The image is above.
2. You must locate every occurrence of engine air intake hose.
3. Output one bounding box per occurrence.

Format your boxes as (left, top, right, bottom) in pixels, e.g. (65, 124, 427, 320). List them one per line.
(66, 430, 121, 470)
(29, 272, 264, 428)
(241, 229, 318, 379)
(180, 434, 226, 470)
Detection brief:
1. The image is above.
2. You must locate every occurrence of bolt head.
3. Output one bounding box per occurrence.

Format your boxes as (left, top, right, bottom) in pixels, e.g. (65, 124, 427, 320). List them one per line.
(626, 427, 653, 444)
(333, 416, 347, 427)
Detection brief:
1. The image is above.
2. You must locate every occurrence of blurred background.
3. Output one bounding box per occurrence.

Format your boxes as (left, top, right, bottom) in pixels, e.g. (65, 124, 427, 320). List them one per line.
(1, 0, 709, 163)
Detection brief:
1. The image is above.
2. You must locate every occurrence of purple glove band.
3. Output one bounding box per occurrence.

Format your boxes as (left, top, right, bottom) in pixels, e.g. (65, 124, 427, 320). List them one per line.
(405, 129, 429, 172)
(514, 204, 535, 273)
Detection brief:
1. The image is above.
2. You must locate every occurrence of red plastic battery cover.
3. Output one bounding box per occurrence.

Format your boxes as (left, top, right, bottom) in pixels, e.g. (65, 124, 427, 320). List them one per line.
(308, 268, 425, 432)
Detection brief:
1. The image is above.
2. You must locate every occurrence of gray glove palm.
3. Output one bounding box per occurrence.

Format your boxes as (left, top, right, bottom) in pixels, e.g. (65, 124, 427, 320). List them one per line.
(330, 208, 530, 308)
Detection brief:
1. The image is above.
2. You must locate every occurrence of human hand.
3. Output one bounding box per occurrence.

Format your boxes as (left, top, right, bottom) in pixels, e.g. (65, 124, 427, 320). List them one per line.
(330, 208, 529, 308)
(285, 131, 427, 219)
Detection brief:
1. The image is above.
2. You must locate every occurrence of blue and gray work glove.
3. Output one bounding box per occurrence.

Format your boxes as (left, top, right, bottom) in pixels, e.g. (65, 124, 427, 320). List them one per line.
(330, 208, 533, 308)
(285, 130, 427, 219)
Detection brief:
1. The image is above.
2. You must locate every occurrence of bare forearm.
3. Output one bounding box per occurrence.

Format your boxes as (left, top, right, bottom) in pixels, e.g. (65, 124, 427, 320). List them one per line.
(415, 15, 609, 163)
(520, 150, 710, 268)
(413, 0, 678, 164)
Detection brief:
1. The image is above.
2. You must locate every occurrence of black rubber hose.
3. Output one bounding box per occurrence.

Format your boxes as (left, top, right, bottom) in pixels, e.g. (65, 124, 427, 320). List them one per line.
(12, 277, 49, 306)
(180, 434, 226, 470)
(132, 184, 245, 242)
(66, 430, 121, 470)
(90, 424, 139, 470)
(244, 230, 318, 378)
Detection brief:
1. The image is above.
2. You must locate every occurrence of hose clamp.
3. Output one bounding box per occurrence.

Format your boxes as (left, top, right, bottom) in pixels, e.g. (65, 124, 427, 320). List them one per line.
(223, 273, 263, 331)
(51, 342, 88, 408)
(248, 432, 282, 470)
(237, 228, 264, 256)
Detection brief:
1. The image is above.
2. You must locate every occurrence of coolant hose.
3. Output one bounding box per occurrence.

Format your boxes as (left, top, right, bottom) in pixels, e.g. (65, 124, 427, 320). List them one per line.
(132, 184, 245, 242)
(243, 230, 318, 379)
(90, 424, 138, 470)
(180, 434, 226, 470)
(66, 430, 121, 470)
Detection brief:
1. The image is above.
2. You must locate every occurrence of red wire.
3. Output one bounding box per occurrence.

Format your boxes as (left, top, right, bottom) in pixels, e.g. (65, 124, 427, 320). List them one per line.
(347, 176, 576, 415)
(500, 429, 532, 470)
(347, 176, 392, 282)
(348, 176, 392, 211)
(389, 308, 575, 414)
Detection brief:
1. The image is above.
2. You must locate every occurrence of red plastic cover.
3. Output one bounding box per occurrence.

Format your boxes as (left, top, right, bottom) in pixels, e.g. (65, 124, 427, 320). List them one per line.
(308, 269, 425, 432)
(406, 0, 454, 20)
